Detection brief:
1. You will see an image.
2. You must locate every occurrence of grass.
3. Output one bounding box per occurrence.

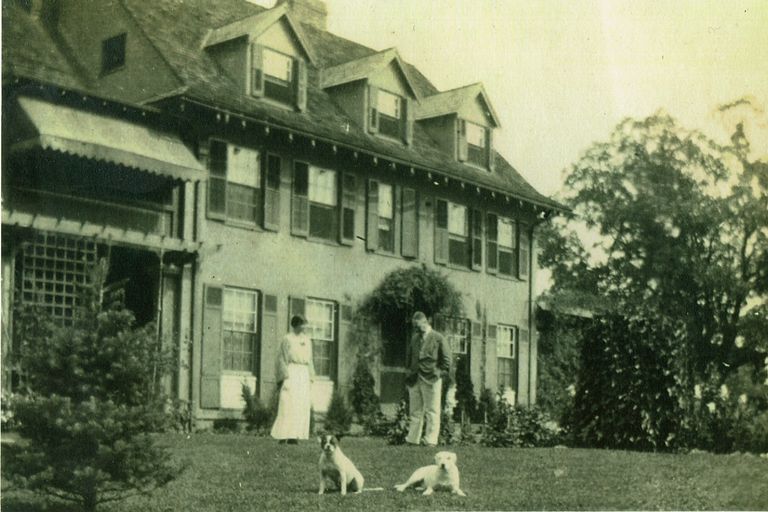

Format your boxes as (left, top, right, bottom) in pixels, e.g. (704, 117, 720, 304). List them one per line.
(3, 434, 768, 511)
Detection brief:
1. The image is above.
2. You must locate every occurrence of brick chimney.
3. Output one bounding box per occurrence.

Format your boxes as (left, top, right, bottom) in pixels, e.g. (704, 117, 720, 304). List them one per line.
(278, 0, 327, 31)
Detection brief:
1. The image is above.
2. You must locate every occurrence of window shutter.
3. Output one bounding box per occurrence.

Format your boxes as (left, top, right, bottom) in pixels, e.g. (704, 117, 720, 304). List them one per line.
(295, 59, 307, 112)
(486, 213, 498, 273)
(201, 285, 223, 409)
(486, 128, 495, 171)
(261, 293, 278, 387)
(207, 140, 227, 219)
(366, 179, 379, 251)
(250, 44, 264, 97)
(519, 225, 529, 279)
(291, 161, 309, 237)
(263, 154, 281, 231)
(403, 97, 414, 145)
(332, 302, 343, 382)
(340, 173, 356, 245)
(485, 323, 498, 391)
(471, 209, 483, 271)
(368, 85, 379, 134)
(288, 296, 306, 326)
(434, 199, 449, 264)
(401, 187, 418, 258)
(457, 119, 468, 162)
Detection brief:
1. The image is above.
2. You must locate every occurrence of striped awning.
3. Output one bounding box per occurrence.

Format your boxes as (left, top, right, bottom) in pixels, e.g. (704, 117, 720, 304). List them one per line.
(13, 96, 206, 182)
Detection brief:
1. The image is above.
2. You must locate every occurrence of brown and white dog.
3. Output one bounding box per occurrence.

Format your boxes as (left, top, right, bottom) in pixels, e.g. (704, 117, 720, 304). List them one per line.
(318, 435, 365, 495)
(394, 451, 467, 496)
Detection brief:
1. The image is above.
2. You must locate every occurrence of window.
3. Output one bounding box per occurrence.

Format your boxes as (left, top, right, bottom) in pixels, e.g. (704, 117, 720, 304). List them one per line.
(497, 324, 517, 390)
(497, 217, 517, 277)
(448, 202, 469, 267)
(222, 288, 259, 372)
(376, 90, 402, 139)
(101, 33, 126, 74)
(443, 317, 470, 355)
(308, 166, 338, 241)
(262, 48, 294, 104)
(487, 214, 520, 277)
(208, 140, 262, 225)
(466, 121, 487, 167)
(519, 227, 529, 279)
(306, 298, 336, 377)
(377, 183, 395, 252)
(251, 45, 306, 110)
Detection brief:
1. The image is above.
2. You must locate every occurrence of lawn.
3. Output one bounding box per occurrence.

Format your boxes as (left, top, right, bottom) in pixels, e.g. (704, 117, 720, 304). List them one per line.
(3, 434, 768, 511)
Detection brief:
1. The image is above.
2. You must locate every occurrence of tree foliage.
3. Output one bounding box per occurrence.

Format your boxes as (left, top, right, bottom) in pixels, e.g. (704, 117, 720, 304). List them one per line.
(6, 259, 183, 510)
(542, 98, 768, 451)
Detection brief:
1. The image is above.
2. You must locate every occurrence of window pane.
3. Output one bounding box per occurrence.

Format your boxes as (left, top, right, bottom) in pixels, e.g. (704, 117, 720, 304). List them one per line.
(498, 249, 514, 276)
(308, 167, 337, 206)
(263, 49, 293, 82)
(226, 183, 260, 223)
(449, 238, 468, 266)
(466, 121, 486, 147)
(222, 288, 259, 372)
(378, 183, 393, 219)
(377, 90, 400, 118)
(309, 203, 337, 241)
(448, 203, 467, 236)
(228, 146, 260, 188)
(498, 217, 514, 248)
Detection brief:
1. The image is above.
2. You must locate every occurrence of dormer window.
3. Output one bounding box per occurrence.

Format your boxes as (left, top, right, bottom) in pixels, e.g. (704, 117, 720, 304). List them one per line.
(458, 119, 492, 169)
(368, 87, 412, 143)
(376, 90, 402, 139)
(250, 45, 307, 110)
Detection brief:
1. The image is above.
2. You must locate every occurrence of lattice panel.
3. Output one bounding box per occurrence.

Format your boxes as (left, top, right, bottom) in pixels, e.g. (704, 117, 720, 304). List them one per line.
(20, 232, 97, 322)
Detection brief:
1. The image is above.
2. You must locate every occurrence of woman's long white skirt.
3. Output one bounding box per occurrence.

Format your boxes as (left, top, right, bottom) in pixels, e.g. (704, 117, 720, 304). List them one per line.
(270, 363, 311, 440)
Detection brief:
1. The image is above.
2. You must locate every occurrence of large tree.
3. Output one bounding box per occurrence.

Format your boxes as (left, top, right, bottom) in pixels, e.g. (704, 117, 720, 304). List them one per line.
(540, 98, 768, 449)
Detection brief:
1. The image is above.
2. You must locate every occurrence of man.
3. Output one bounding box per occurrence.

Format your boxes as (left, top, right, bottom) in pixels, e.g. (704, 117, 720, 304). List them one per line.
(404, 311, 452, 446)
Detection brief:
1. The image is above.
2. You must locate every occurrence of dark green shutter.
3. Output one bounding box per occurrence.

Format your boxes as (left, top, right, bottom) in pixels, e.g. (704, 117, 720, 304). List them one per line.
(295, 59, 307, 112)
(486, 323, 498, 393)
(471, 209, 483, 271)
(340, 173, 356, 245)
(401, 187, 418, 258)
(201, 285, 223, 409)
(259, 293, 278, 393)
(368, 85, 379, 134)
(403, 97, 414, 145)
(288, 296, 306, 327)
(251, 44, 264, 97)
(207, 140, 227, 219)
(519, 225, 529, 279)
(291, 161, 309, 236)
(457, 119, 468, 162)
(263, 154, 281, 231)
(366, 179, 379, 251)
(434, 199, 449, 264)
(486, 213, 498, 273)
(486, 128, 494, 170)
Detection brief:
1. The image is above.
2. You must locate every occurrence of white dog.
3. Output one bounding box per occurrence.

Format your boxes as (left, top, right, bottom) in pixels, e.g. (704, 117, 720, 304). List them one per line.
(394, 451, 467, 496)
(318, 435, 365, 495)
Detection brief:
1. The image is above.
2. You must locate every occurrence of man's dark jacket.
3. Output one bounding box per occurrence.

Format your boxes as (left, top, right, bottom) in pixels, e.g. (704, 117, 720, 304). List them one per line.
(405, 329, 451, 386)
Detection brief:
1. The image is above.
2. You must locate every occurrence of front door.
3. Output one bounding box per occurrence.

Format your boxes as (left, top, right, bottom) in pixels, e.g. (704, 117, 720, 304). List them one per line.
(379, 320, 409, 404)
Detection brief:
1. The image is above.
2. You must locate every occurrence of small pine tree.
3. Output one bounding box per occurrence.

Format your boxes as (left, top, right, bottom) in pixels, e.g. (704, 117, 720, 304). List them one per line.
(387, 399, 410, 445)
(241, 384, 272, 433)
(6, 259, 182, 511)
(323, 388, 353, 436)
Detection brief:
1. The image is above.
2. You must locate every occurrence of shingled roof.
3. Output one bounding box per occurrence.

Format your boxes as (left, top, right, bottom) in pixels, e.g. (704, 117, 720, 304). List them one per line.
(3, 0, 563, 210)
(416, 83, 501, 128)
(320, 47, 420, 99)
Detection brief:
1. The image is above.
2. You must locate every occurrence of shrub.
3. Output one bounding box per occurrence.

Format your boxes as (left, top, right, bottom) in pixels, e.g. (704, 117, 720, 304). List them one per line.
(387, 399, 410, 445)
(212, 418, 241, 433)
(477, 388, 498, 424)
(6, 395, 179, 512)
(5, 260, 183, 511)
(242, 384, 273, 433)
(362, 410, 392, 437)
(323, 388, 353, 436)
(349, 356, 380, 419)
(453, 354, 478, 423)
(481, 396, 561, 448)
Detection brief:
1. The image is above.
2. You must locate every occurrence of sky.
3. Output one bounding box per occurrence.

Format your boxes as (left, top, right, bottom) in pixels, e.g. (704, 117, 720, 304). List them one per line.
(303, 0, 768, 197)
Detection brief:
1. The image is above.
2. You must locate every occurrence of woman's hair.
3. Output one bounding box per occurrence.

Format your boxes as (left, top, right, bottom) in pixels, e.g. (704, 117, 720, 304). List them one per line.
(412, 311, 428, 322)
(290, 315, 307, 328)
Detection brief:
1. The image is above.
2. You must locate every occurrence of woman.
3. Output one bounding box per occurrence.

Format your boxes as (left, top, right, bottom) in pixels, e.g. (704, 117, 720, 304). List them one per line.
(271, 315, 314, 444)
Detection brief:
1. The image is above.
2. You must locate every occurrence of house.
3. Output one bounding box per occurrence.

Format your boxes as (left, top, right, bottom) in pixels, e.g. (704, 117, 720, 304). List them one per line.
(2, 0, 564, 425)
